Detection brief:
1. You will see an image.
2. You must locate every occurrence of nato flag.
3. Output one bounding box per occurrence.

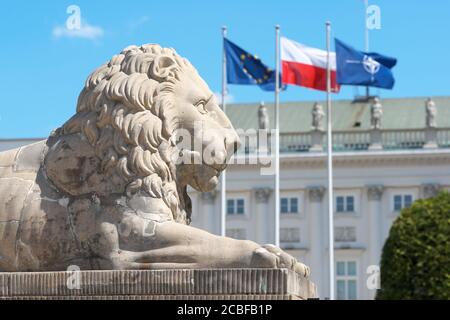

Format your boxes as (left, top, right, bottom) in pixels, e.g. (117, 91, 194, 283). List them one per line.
(224, 38, 276, 91)
(335, 38, 397, 89)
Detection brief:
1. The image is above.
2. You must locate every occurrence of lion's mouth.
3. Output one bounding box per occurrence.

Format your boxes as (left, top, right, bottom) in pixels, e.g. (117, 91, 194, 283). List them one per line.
(200, 164, 221, 179)
(189, 163, 221, 192)
(205, 164, 221, 175)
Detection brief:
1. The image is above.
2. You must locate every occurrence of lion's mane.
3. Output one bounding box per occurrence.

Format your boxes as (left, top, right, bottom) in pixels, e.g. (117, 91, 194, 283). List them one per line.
(55, 44, 195, 224)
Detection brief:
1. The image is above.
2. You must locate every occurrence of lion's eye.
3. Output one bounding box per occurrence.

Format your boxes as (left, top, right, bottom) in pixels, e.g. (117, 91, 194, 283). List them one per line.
(195, 100, 208, 114)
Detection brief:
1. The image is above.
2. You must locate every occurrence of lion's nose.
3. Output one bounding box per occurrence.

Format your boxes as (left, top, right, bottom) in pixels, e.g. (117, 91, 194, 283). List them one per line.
(211, 150, 227, 171)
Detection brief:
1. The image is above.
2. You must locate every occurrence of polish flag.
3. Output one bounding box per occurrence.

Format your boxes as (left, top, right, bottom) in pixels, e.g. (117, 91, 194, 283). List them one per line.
(281, 37, 340, 92)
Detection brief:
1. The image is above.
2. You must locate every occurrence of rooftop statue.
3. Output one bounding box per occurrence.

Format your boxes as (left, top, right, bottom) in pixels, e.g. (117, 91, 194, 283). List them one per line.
(425, 98, 437, 128)
(312, 102, 325, 131)
(0, 44, 309, 276)
(371, 97, 383, 130)
(258, 101, 269, 130)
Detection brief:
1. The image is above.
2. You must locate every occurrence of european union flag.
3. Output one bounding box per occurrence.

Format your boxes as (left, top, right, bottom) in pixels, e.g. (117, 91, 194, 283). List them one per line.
(335, 38, 397, 90)
(224, 38, 277, 91)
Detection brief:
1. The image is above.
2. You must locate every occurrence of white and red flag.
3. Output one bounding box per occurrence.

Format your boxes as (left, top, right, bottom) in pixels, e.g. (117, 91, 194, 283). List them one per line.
(281, 36, 340, 92)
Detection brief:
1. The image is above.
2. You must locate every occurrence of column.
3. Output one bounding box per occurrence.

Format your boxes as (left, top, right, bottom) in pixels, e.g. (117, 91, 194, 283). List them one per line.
(253, 188, 272, 244)
(367, 185, 384, 299)
(201, 191, 217, 234)
(307, 186, 325, 298)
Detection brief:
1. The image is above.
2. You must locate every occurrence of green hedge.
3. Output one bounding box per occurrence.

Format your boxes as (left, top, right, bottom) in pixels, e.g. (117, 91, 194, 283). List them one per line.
(377, 191, 450, 300)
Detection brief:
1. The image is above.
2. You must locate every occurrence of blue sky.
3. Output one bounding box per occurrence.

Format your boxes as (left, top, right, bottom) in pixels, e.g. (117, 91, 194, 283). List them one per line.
(1, 0, 449, 138)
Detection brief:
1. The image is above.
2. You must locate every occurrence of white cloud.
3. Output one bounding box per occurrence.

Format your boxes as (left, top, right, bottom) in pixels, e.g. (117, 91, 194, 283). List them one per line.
(53, 21, 104, 40)
(128, 16, 150, 32)
(214, 92, 234, 105)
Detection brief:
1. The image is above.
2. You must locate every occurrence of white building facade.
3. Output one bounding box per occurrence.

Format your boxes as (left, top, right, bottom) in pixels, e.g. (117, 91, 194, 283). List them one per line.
(188, 96, 450, 300)
(189, 149, 450, 300)
(1, 96, 449, 300)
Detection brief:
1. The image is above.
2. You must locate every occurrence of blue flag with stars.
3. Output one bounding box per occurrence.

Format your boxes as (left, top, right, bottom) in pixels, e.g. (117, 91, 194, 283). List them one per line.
(224, 38, 277, 91)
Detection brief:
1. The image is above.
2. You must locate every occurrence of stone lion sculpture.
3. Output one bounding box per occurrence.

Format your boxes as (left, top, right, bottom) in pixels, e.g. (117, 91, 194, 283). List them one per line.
(0, 44, 309, 277)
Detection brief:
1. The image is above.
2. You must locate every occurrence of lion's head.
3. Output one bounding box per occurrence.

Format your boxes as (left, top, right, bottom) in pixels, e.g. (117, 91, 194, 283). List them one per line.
(44, 44, 240, 224)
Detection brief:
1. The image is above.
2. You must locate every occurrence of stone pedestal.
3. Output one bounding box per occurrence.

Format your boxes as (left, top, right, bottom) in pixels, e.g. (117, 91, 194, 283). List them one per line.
(369, 129, 383, 150)
(424, 128, 438, 149)
(0, 269, 317, 300)
(309, 130, 324, 152)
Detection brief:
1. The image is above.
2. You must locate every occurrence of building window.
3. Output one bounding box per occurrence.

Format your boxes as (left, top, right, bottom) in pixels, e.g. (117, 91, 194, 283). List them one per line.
(334, 226, 356, 242)
(281, 197, 299, 214)
(227, 198, 245, 215)
(336, 196, 355, 213)
(393, 194, 413, 211)
(336, 261, 358, 300)
(280, 228, 301, 243)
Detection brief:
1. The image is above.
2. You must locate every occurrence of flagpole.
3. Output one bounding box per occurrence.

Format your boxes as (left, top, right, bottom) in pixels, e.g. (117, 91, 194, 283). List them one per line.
(274, 25, 280, 247)
(326, 21, 335, 300)
(220, 26, 227, 237)
(364, 0, 370, 98)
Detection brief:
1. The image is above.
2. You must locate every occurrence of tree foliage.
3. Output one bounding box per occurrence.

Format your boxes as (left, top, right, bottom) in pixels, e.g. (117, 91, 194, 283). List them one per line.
(377, 191, 450, 299)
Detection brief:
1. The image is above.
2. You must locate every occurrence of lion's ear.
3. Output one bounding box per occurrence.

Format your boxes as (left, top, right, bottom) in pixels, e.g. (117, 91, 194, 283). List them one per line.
(151, 55, 177, 81)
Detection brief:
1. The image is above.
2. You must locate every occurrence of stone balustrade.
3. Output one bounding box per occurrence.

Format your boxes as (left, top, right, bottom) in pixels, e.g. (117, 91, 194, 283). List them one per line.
(236, 127, 450, 154)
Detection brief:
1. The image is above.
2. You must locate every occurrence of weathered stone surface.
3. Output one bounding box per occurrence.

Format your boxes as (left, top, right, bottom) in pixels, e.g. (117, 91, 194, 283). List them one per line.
(14, 141, 46, 172)
(0, 269, 317, 300)
(0, 43, 312, 284)
(0, 147, 18, 168)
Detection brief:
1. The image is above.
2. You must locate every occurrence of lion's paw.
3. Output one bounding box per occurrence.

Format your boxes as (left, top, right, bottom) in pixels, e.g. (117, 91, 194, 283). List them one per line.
(251, 244, 311, 278)
(250, 247, 279, 269)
